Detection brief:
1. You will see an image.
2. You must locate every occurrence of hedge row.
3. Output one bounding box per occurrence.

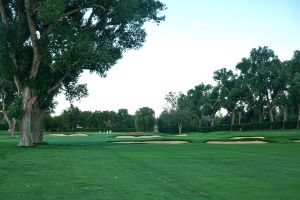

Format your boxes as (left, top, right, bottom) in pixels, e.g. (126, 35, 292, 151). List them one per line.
(158, 120, 300, 133)
(202, 120, 299, 132)
(48, 127, 137, 133)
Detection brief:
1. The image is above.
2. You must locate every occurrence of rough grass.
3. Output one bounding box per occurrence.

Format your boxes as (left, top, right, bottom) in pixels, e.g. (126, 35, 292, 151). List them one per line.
(0, 130, 300, 200)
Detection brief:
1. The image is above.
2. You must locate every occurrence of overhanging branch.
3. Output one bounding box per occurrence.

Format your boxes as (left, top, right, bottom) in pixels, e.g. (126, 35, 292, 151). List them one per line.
(13, 76, 22, 95)
(64, 4, 105, 16)
(25, 0, 40, 79)
(47, 73, 68, 95)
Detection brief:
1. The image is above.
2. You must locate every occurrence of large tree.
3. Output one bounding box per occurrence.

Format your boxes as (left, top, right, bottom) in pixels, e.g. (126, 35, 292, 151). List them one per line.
(0, 0, 165, 146)
(187, 83, 213, 129)
(236, 46, 282, 127)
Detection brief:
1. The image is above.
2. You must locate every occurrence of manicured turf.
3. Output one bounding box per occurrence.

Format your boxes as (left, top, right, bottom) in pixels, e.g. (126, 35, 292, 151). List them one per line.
(0, 130, 300, 200)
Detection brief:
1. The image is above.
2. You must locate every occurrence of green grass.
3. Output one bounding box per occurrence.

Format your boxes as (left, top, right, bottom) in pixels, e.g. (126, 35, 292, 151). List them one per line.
(0, 130, 300, 200)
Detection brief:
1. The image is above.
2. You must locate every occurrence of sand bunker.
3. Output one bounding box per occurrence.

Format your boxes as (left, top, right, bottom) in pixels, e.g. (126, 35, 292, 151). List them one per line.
(112, 140, 188, 144)
(230, 136, 265, 140)
(206, 140, 267, 144)
(175, 134, 188, 137)
(115, 135, 161, 139)
(49, 133, 88, 136)
(293, 140, 300, 143)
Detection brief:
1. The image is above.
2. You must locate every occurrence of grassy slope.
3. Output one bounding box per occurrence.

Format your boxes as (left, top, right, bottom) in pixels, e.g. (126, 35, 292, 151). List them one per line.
(0, 130, 300, 200)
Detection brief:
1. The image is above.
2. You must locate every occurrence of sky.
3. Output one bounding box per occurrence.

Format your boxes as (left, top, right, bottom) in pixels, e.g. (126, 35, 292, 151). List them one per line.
(54, 0, 300, 117)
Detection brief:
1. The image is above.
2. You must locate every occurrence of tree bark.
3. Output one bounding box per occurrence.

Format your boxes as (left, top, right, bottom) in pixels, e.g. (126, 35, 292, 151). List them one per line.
(178, 121, 182, 134)
(282, 105, 288, 129)
(7, 118, 16, 137)
(199, 117, 203, 130)
(18, 87, 34, 146)
(238, 111, 242, 125)
(1, 98, 15, 136)
(266, 95, 274, 125)
(2, 112, 15, 137)
(267, 92, 274, 122)
(10, 118, 16, 137)
(210, 115, 215, 128)
(32, 101, 45, 144)
(194, 114, 202, 130)
(230, 110, 235, 131)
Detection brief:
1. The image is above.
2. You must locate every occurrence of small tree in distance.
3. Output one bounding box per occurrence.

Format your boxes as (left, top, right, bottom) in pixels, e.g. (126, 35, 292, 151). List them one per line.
(164, 91, 192, 134)
(135, 107, 156, 132)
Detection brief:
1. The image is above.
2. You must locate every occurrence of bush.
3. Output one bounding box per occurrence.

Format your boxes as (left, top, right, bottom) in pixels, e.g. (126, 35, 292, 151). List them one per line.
(0, 123, 8, 130)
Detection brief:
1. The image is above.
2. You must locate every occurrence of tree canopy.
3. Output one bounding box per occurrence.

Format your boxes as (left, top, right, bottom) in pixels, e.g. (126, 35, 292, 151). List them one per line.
(158, 46, 300, 133)
(0, 0, 166, 146)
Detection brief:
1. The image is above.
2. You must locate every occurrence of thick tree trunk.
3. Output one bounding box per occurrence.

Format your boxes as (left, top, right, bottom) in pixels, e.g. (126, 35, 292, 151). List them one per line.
(19, 107, 32, 146)
(266, 96, 273, 130)
(238, 111, 242, 125)
(18, 87, 34, 146)
(266, 93, 274, 123)
(178, 121, 182, 134)
(230, 110, 235, 131)
(32, 101, 45, 144)
(282, 106, 288, 129)
(8, 118, 16, 137)
(210, 115, 215, 128)
(2, 111, 15, 136)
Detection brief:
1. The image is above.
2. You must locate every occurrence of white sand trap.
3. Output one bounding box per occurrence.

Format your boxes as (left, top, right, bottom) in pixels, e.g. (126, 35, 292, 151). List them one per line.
(49, 133, 88, 136)
(293, 140, 300, 143)
(112, 141, 188, 144)
(230, 136, 265, 140)
(207, 140, 267, 144)
(175, 134, 188, 137)
(115, 135, 161, 139)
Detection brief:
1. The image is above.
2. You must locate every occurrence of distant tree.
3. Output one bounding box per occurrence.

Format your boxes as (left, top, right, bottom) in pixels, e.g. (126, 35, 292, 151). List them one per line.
(187, 83, 213, 129)
(44, 114, 68, 132)
(157, 110, 177, 133)
(117, 109, 135, 129)
(165, 92, 192, 134)
(236, 46, 282, 128)
(91, 111, 105, 129)
(273, 61, 290, 129)
(135, 107, 156, 132)
(213, 68, 238, 129)
(80, 111, 93, 128)
(62, 105, 82, 130)
(287, 51, 300, 128)
(205, 86, 221, 128)
(0, 82, 18, 136)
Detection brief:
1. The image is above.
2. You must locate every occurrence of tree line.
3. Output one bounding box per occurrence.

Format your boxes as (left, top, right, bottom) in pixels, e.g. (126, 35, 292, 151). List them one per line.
(44, 105, 156, 133)
(158, 46, 300, 133)
(1, 46, 299, 136)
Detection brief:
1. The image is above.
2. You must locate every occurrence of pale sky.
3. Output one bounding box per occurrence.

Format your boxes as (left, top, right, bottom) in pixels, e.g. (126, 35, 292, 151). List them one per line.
(54, 0, 300, 117)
